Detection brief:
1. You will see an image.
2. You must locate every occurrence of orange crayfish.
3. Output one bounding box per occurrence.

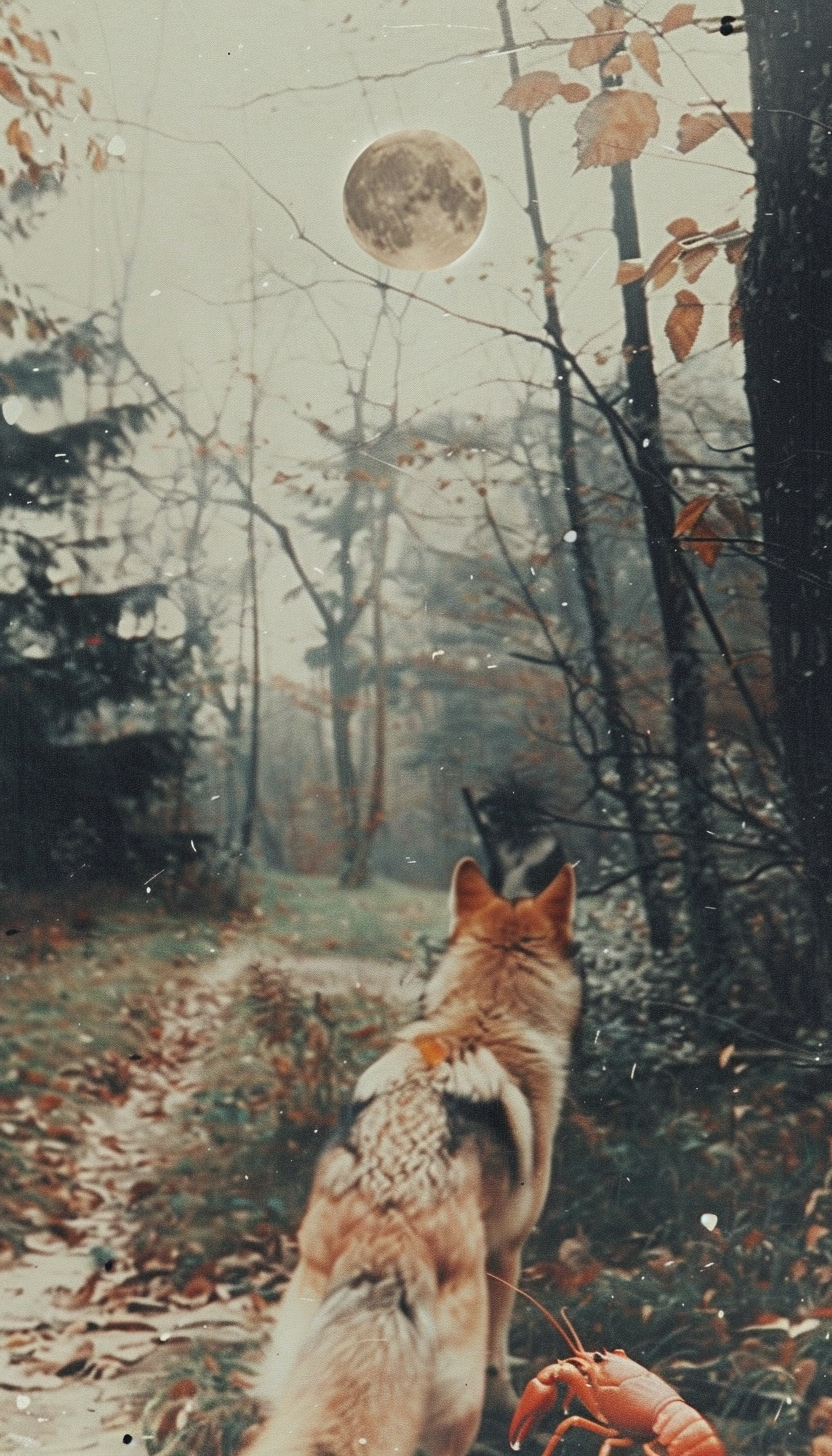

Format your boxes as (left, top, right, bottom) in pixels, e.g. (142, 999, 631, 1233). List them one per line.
(490, 1277, 726, 1456)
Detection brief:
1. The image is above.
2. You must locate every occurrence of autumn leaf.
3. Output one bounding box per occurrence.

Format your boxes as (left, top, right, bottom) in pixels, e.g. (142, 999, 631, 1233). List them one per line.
(574, 90, 659, 170)
(727, 110, 752, 140)
(615, 259, 645, 285)
(79, 86, 92, 113)
(499, 71, 589, 114)
(0, 63, 27, 107)
(677, 111, 725, 153)
(630, 32, 662, 84)
(728, 291, 743, 344)
(644, 238, 682, 288)
(666, 216, 701, 239)
(16, 29, 50, 65)
(687, 518, 723, 567)
(568, 10, 623, 71)
(681, 242, 718, 283)
(674, 494, 712, 538)
(0, 299, 17, 337)
(665, 287, 704, 360)
(725, 236, 748, 265)
(6, 116, 32, 159)
(87, 139, 106, 173)
(601, 53, 632, 78)
(660, 2, 696, 32)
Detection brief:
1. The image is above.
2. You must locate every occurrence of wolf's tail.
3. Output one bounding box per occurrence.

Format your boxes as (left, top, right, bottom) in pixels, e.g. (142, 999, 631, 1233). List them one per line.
(249, 1249, 437, 1456)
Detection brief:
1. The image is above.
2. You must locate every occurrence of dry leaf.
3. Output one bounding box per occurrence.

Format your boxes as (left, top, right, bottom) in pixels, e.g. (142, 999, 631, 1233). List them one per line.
(728, 291, 743, 344)
(718, 1042, 735, 1068)
(666, 216, 701, 239)
(674, 494, 712, 538)
(16, 29, 50, 64)
(601, 53, 632, 77)
(727, 110, 752, 140)
(660, 2, 696, 32)
(559, 81, 593, 102)
(806, 1224, 830, 1252)
(79, 85, 92, 113)
(630, 32, 662, 84)
(665, 287, 704, 361)
(615, 259, 645, 285)
(588, 4, 623, 28)
(499, 71, 589, 114)
(725, 236, 748, 265)
(644, 237, 683, 287)
(682, 242, 718, 283)
(677, 111, 725, 154)
(574, 89, 659, 170)
(568, 30, 622, 68)
(0, 64, 26, 108)
(6, 116, 33, 159)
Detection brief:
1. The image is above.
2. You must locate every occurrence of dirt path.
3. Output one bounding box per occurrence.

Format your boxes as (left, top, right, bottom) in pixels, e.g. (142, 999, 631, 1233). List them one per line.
(0, 941, 411, 1453)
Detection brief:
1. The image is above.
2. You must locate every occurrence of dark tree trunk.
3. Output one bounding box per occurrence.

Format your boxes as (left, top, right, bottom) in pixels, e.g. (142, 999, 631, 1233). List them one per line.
(741, 0, 832, 1018)
(497, 0, 675, 951)
(608, 154, 730, 991)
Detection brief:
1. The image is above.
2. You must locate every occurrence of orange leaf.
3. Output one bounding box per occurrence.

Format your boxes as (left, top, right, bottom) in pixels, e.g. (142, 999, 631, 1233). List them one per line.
(728, 292, 743, 344)
(674, 494, 712, 538)
(6, 116, 32, 159)
(79, 86, 92, 113)
(688, 519, 723, 568)
(806, 1225, 830, 1252)
(630, 32, 662, 84)
(742, 1229, 765, 1251)
(615, 259, 645, 285)
(87, 139, 106, 173)
(727, 110, 752, 140)
(665, 288, 704, 361)
(725, 237, 748, 265)
(16, 30, 50, 65)
(644, 237, 682, 286)
(681, 242, 718, 283)
(500, 71, 589, 114)
(559, 81, 593, 103)
(711, 216, 740, 236)
(677, 111, 725, 154)
(666, 216, 701, 239)
(602, 53, 632, 77)
(588, 5, 624, 29)
(0, 64, 26, 107)
(660, 3, 696, 32)
(574, 89, 659, 170)
(568, 31, 621, 68)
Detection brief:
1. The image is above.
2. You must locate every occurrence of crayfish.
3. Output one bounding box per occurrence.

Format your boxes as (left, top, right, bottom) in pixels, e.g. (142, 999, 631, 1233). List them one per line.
(490, 1276, 726, 1456)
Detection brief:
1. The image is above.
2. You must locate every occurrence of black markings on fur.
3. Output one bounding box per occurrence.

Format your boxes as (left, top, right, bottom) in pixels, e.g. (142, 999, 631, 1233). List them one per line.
(442, 1093, 519, 1184)
(334, 1096, 372, 1150)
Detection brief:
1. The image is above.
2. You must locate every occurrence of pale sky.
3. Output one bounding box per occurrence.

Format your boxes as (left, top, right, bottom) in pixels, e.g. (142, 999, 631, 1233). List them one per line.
(14, 0, 754, 677)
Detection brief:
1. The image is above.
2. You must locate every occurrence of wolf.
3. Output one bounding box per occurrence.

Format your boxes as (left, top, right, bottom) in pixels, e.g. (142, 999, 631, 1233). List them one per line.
(245, 856, 581, 1456)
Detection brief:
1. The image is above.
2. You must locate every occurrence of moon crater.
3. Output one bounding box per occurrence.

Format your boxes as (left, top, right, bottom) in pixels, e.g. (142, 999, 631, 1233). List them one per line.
(343, 130, 487, 271)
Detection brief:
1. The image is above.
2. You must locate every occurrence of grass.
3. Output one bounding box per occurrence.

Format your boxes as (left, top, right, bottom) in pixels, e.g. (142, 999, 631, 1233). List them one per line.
(4, 869, 832, 1454)
(256, 869, 449, 960)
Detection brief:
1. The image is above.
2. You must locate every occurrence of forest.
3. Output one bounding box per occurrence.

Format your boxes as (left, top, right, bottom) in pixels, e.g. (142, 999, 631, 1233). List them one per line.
(0, 0, 830, 1452)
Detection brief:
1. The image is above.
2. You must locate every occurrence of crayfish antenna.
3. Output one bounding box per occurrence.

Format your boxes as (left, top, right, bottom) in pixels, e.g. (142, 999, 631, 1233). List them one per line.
(558, 1307, 586, 1354)
(486, 1273, 579, 1354)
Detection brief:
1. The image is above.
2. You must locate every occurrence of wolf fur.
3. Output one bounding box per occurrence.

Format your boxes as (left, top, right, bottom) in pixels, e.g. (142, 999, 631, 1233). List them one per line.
(245, 856, 581, 1456)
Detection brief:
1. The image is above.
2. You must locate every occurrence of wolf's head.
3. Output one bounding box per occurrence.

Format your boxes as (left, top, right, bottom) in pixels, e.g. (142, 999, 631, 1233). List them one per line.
(420, 857, 581, 1037)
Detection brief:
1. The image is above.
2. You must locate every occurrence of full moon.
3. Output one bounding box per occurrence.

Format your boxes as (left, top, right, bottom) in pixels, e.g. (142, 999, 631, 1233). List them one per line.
(343, 131, 487, 271)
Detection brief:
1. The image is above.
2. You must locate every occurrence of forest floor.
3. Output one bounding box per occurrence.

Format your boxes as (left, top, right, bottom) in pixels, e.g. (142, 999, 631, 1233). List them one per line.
(1, 874, 831, 1456)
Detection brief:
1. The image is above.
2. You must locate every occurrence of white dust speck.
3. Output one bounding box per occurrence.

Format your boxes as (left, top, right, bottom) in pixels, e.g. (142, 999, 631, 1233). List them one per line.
(16, 1395, 31, 1410)
(563, 530, 577, 543)
(700, 1212, 718, 1231)
(107, 134, 127, 157)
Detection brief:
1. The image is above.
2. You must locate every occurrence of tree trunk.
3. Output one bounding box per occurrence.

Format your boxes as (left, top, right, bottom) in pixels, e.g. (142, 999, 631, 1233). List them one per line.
(741, 0, 832, 1019)
(595, 5, 729, 991)
(497, 0, 675, 950)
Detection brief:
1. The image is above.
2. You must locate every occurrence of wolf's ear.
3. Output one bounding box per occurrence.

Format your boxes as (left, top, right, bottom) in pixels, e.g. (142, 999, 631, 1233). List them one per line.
(450, 857, 496, 926)
(534, 862, 576, 951)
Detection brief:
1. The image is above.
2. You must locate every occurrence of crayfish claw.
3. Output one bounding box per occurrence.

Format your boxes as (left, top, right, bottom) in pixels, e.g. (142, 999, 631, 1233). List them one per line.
(508, 1368, 562, 1451)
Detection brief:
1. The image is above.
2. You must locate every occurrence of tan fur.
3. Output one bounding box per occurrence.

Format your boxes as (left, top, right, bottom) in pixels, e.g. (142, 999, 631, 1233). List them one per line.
(245, 858, 581, 1456)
